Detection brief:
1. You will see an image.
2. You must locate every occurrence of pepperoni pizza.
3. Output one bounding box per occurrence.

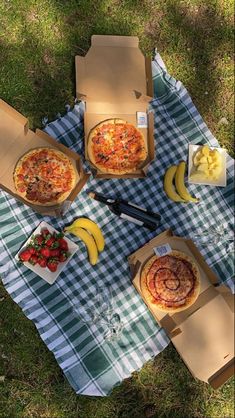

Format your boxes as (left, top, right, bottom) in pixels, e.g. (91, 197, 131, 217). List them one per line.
(140, 251, 200, 313)
(87, 119, 147, 174)
(13, 147, 77, 206)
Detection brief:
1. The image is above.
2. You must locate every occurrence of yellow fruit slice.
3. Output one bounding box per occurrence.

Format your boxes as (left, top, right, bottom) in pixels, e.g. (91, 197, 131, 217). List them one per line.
(198, 156, 208, 164)
(163, 165, 186, 203)
(193, 151, 203, 166)
(64, 218, 105, 252)
(197, 163, 209, 172)
(201, 145, 210, 156)
(189, 171, 205, 181)
(175, 162, 199, 203)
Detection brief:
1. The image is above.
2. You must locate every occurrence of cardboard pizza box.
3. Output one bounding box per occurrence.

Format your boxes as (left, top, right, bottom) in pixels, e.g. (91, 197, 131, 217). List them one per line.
(0, 99, 90, 216)
(129, 230, 234, 389)
(75, 35, 155, 178)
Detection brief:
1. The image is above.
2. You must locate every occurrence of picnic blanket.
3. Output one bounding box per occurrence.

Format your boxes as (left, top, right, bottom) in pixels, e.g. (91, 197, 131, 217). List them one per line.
(0, 51, 234, 397)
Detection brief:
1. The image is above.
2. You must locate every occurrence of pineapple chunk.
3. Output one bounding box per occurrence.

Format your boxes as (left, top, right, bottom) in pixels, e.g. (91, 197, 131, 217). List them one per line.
(197, 163, 209, 172)
(201, 145, 210, 156)
(193, 151, 203, 166)
(198, 156, 208, 164)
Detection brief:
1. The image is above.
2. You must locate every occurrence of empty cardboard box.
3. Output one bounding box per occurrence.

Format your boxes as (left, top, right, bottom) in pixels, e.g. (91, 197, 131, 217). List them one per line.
(0, 99, 90, 216)
(129, 230, 234, 388)
(75, 35, 155, 178)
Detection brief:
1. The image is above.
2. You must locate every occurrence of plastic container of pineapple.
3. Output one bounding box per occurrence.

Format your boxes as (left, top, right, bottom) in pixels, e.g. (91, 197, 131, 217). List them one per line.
(188, 144, 227, 187)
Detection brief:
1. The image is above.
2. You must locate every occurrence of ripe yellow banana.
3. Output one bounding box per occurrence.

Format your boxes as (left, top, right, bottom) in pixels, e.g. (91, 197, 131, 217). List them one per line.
(67, 227, 98, 265)
(64, 218, 105, 252)
(164, 165, 186, 203)
(175, 161, 199, 203)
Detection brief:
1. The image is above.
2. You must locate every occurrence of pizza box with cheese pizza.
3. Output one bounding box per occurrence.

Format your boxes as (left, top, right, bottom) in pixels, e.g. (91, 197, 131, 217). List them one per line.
(129, 229, 234, 389)
(75, 35, 155, 178)
(0, 99, 90, 216)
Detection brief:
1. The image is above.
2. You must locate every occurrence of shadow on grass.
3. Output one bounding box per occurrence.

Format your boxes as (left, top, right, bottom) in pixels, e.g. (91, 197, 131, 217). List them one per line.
(111, 343, 207, 418)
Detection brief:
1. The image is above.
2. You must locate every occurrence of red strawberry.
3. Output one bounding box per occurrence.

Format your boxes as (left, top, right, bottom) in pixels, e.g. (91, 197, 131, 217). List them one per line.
(38, 257, 47, 268)
(34, 234, 44, 246)
(47, 259, 58, 272)
(50, 249, 60, 257)
(29, 254, 38, 265)
(45, 237, 55, 247)
(58, 238, 68, 251)
(41, 228, 50, 237)
(40, 247, 51, 258)
(59, 252, 69, 262)
(19, 249, 32, 262)
(28, 247, 36, 255)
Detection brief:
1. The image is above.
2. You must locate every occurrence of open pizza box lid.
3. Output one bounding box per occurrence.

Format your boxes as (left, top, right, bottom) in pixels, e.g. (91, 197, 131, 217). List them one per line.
(75, 35, 155, 178)
(129, 230, 234, 389)
(0, 99, 90, 216)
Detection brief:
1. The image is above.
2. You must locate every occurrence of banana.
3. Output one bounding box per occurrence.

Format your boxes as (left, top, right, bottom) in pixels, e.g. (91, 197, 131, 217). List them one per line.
(64, 218, 105, 252)
(175, 161, 199, 203)
(164, 165, 186, 203)
(67, 227, 98, 265)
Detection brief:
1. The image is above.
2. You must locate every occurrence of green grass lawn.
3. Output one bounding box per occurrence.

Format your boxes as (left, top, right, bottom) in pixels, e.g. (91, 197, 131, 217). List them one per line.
(0, 0, 234, 417)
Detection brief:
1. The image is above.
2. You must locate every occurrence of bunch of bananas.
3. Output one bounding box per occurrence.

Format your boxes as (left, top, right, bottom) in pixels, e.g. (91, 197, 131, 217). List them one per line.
(164, 161, 199, 203)
(64, 218, 105, 265)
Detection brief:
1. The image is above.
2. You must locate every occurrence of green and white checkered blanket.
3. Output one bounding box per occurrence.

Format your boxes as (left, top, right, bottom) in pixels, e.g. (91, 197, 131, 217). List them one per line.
(0, 52, 234, 396)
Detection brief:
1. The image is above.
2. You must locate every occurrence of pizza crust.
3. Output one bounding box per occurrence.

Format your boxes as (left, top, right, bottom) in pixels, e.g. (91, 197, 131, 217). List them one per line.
(140, 250, 200, 313)
(13, 147, 77, 206)
(87, 118, 147, 175)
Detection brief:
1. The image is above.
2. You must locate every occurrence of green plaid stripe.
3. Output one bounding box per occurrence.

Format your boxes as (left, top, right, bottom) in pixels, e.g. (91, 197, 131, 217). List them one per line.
(0, 52, 234, 396)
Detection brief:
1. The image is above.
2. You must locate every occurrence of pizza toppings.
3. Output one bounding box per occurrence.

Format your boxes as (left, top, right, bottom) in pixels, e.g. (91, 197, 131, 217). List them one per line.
(13, 147, 77, 206)
(140, 251, 200, 312)
(88, 119, 147, 174)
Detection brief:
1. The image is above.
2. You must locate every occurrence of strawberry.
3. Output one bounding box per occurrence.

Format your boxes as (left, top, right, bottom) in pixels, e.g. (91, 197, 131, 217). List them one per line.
(47, 258, 58, 272)
(34, 234, 44, 246)
(59, 252, 69, 262)
(29, 254, 38, 265)
(38, 257, 47, 268)
(45, 236, 55, 247)
(50, 249, 60, 257)
(58, 238, 68, 251)
(40, 247, 51, 258)
(41, 228, 50, 238)
(28, 247, 36, 255)
(19, 248, 32, 262)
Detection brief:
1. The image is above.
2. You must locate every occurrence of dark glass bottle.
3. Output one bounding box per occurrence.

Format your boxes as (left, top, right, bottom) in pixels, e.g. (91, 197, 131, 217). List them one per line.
(88, 191, 161, 231)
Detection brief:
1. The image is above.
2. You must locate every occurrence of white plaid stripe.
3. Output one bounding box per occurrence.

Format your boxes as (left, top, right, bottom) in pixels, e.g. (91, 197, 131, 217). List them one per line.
(0, 52, 234, 396)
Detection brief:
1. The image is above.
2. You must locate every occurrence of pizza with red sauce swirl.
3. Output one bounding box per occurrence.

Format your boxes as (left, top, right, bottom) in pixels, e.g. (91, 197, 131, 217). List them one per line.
(140, 251, 200, 313)
(13, 147, 77, 206)
(87, 118, 147, 174)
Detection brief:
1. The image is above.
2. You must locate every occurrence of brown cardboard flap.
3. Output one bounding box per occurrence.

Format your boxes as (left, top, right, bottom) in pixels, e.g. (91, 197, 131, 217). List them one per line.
(145, 57, 154, 98)
(35, 129, 82, 162)
(91, 34, 139, 48)
(75, 36, 149, 107)
(0, 99, 28, 129)
(172, 294, 234, 383)
(208, 358, 234, 389)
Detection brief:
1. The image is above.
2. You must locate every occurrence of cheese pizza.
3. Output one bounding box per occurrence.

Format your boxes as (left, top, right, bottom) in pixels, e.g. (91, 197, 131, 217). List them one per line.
(87, 119, 147, 174)
(140, 251, 200, 313)
(13, 147, 77, 206)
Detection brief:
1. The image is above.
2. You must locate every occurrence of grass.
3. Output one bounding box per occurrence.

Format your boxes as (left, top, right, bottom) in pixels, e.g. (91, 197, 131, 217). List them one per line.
(0, 0, 234, 417)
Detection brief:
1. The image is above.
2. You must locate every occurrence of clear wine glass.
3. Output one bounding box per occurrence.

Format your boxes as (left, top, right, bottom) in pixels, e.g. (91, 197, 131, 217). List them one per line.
(190, 223, 234, 253)
(71, 284, 124, 341)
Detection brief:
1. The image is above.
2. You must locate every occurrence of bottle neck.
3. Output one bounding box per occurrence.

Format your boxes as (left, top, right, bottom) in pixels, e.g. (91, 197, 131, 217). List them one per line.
(92, 192, 116, 206)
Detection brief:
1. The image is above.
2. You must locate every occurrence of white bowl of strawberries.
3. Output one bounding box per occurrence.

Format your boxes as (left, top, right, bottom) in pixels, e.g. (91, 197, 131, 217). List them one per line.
(15, 221, 79, 284)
